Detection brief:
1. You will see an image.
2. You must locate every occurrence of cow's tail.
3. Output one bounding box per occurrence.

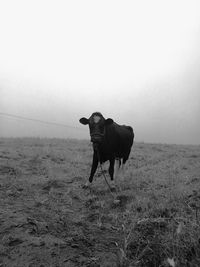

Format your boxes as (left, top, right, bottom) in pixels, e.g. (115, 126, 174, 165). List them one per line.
(127, 126, 133, 132)
(127, 126, 134, 142)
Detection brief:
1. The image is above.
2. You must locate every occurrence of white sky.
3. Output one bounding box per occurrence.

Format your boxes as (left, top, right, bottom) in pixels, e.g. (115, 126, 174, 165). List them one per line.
(0, 0, 200, 144)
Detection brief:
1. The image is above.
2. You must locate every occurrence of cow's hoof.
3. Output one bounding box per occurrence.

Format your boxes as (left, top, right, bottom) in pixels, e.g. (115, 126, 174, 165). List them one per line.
(110, 181, 116, 191)
(82, 182, 91, 189)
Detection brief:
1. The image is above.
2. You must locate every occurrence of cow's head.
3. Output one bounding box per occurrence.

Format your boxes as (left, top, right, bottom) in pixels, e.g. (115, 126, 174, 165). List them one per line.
(79, 112, 113, 144)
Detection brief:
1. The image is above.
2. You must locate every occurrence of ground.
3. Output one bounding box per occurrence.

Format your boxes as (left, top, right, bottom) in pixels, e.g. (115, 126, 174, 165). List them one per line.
(0, 138, 200, 267)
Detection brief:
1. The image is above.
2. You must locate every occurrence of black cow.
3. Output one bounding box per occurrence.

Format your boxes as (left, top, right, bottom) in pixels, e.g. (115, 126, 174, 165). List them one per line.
(79, 112, 134, 184)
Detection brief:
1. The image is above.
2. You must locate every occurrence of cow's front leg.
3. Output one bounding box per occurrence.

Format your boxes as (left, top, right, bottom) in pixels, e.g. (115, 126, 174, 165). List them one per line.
(89, 152, 99, 183)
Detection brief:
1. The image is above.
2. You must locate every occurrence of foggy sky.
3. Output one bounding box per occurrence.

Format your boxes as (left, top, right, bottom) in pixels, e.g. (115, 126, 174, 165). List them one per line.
(0, 0, 200, 145)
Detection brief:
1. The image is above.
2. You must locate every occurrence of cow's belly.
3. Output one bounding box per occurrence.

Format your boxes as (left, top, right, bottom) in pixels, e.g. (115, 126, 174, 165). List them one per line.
(99, 151, 113, 163)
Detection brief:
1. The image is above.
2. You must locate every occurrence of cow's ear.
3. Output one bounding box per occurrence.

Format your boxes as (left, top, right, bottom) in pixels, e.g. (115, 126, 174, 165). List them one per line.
(79, 117, 89, 125)
(105, 118, 113, 125)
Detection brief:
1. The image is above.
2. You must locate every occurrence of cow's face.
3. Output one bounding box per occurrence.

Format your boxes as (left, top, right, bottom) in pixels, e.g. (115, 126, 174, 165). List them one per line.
(79, 112, 113, 144)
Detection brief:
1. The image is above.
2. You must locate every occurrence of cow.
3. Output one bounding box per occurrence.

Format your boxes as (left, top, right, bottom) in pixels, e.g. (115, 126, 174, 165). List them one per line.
(79, 112, 134, 186)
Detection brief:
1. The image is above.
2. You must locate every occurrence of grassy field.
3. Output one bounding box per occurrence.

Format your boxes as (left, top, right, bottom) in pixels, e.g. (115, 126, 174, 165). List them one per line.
(0, 138, 200, 267)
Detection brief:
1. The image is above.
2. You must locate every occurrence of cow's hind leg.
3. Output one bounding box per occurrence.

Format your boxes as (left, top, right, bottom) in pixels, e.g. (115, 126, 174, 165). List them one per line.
(120, 151, 131, 180)
(114, 158, 121, 180)
(108, 157, 117, 189)
(108, 157, 115, 181)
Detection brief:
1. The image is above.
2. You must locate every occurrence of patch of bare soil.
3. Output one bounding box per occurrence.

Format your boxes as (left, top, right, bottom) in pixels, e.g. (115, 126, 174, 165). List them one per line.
(0, 139, 121, 267)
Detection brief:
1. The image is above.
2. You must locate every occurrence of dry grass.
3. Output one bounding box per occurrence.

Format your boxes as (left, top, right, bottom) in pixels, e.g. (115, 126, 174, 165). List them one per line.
(0, 138, 200, 266)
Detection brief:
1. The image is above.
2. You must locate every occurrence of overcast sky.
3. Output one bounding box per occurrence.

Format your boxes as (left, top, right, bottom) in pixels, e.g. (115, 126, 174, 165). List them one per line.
(0, 0, 200, 144)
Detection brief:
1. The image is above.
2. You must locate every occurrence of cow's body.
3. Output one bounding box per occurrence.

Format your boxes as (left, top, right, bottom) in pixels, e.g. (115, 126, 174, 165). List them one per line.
(79, 112, 134, 184)
(96, 122, 133, 164)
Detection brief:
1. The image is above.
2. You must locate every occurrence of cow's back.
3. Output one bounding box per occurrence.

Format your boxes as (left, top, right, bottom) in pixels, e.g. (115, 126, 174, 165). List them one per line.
(105, 122, 134, 158)
(115, 123, 134, 156)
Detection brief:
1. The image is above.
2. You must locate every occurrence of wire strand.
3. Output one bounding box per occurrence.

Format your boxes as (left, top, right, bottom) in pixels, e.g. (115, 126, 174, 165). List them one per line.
(0, 112, 86, 131)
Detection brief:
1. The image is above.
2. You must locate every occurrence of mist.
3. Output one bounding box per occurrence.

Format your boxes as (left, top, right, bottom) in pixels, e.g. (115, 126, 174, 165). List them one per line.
(1, 0, 200, 145)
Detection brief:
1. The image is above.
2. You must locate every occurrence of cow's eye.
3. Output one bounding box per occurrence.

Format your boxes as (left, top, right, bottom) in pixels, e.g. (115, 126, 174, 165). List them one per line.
(89, 124, 95, 130)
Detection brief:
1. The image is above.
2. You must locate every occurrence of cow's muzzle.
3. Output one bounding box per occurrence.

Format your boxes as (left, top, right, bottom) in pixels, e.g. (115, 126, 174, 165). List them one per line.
(92, 142, 99, 151)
